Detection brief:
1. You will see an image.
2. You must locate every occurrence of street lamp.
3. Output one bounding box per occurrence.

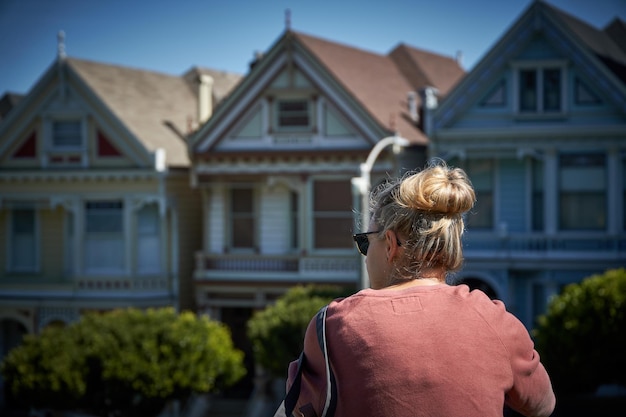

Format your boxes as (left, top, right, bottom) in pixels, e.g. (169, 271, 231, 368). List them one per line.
(351, 134, 410, 289)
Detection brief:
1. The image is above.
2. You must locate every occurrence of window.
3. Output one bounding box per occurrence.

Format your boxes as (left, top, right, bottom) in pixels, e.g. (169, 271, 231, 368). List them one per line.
(10, 208, 37, 271)
(465, 159, 494, 229)
(52, 120, 82, 149)
(559, 153, 606, 230)
(532, 159, 544, 231)
(312, 180, 353, 249)
(276, 99, 310, 131)
(517, 66, 564, 114)
(84, 201, 124, 273)
(137, 204, 160, 274)
(231, 188, 256, 249)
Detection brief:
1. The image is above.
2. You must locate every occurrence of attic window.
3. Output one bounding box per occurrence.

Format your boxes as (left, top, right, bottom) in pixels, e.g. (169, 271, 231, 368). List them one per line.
(514, 63, 566, 115)
(275, 99, 311, 131)
(52, 120, 82, 149)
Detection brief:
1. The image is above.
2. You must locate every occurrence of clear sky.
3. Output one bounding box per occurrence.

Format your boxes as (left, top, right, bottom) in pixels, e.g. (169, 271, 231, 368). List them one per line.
(1, 0, 625, 97)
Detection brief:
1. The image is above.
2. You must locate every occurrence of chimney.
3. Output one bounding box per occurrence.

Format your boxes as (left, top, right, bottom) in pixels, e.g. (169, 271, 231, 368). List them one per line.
(419, 86, 439, 137)
(198, 74, 214, 124)
(407, 91, 419, 123)
(456, 50, 463, 67)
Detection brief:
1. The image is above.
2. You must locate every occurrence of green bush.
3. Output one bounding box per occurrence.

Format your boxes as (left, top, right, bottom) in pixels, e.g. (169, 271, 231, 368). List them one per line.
(247, 284, 353, 378)
(1, 307, 246, 416)
(534, 268, 626, 395)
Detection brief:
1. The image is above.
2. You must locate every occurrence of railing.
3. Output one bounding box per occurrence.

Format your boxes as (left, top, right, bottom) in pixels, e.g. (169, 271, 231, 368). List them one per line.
(463, 233, 626, 261)
(195, 252, 360, 282)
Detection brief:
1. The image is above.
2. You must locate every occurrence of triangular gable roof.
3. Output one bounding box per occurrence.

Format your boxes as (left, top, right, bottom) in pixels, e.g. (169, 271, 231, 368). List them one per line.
(68, 58, 243, 167)
(0, 57, 242, 168)
(434, 1, 626, 129)
(190, 30, 465, 152)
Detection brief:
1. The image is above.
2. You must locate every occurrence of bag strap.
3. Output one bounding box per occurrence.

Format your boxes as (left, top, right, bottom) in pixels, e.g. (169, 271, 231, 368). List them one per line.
(283, 305, 336, 417)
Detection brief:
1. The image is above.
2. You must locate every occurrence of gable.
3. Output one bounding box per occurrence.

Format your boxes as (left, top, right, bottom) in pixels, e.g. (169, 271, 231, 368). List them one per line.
(192, 37, 386, 155)
(213, 66, 361, 152)
(0, 65, 154, 170)
(434, 1, 626, 132)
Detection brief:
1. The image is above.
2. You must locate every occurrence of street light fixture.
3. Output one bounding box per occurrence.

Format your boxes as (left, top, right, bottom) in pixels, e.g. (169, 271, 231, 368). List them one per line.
(351, 134, 410, 289)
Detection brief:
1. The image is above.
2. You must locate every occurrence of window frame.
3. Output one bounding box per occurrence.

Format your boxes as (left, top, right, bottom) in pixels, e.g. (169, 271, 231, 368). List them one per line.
(44, 113, 88, 167)
(228, 186, 258, 251)
(310, 177, 354, 252)
(83, 200, 125, 275)
(512, 61, 567, 117)
(558, 152, 606, 231)
(273, 98, 313, 133)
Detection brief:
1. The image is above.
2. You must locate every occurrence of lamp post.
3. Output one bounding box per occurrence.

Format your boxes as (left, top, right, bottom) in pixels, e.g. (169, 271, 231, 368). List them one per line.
(351, 134, 410, 289)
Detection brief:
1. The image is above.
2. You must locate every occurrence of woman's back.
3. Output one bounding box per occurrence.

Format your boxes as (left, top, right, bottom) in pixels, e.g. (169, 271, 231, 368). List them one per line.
(315, 284, 553, 417)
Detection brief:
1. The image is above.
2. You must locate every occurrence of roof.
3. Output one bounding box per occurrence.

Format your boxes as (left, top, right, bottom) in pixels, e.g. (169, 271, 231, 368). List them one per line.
(67, 58, 242, 166)
(546, 4, 626, 82)
(292, 31, 465, 144)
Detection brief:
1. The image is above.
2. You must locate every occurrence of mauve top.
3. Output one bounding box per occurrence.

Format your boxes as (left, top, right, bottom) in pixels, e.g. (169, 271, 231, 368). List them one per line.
(287, 284, 555, 417)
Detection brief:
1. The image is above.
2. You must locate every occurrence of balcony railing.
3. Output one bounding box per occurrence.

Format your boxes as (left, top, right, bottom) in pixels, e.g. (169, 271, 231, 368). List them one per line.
(463, 233, 626, 261)
(194, 252, 360, 282)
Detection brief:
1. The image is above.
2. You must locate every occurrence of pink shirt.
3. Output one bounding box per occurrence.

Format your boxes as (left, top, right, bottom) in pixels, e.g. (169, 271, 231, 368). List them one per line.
(288, 284, 555, 417)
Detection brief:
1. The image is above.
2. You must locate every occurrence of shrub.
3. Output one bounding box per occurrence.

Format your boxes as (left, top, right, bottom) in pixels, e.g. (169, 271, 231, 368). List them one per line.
(247, 284, 353, 378)
(534, 268, 626, 395)
(1, 307, 246, 416)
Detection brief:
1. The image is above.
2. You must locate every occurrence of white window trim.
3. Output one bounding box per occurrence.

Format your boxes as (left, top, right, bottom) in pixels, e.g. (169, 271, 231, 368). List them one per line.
(511, 60, 568, 117)
(272, 97, 314, 133)
(43, 112, 89, 167)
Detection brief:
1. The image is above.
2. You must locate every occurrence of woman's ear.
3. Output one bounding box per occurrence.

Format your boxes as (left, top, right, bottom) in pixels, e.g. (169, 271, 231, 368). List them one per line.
(384, 230, 400, 262)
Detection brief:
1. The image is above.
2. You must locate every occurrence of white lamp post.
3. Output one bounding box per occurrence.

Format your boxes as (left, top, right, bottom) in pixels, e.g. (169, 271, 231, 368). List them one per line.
(352, 135, 410, 289)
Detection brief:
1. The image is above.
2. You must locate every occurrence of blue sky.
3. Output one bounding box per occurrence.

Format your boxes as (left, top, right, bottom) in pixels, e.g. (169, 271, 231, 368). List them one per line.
(1, 0, 625, 96)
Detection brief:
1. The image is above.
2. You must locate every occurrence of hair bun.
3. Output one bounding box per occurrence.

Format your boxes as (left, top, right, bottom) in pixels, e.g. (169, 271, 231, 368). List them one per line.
(398, 163, 475, 216)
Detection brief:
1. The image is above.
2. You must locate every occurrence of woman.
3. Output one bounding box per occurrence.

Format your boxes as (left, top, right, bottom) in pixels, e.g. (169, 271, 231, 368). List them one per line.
(287, 161, 555, 417)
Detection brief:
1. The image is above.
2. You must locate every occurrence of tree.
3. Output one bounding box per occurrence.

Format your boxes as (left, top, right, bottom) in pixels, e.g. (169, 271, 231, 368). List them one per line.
(534, 268, 626, 395)
(1, 307, 246, 416)
(247, 285, 353, 378)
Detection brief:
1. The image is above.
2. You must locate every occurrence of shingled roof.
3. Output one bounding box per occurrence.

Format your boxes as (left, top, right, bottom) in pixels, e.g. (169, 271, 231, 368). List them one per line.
(293, 31, 465, 144)
(68, 58, 242, 166)
(547, 3, 626, 83)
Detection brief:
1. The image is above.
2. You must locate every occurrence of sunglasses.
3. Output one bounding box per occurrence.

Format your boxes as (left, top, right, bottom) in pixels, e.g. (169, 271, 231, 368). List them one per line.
(353, 230, 403, 256)
(352, 231, 380, 256)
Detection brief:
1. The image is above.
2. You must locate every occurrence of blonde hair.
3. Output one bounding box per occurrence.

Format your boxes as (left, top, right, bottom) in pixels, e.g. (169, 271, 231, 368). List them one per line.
(370, 159, 475, 280)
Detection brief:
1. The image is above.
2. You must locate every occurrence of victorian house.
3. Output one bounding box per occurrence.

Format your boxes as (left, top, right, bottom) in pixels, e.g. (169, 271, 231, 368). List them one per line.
(0, 36, 242, 398)
(187, 29, 464, 398)
(427, 1, 626, 327)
